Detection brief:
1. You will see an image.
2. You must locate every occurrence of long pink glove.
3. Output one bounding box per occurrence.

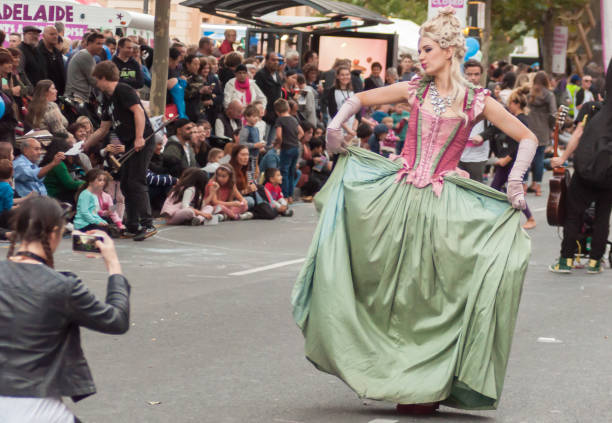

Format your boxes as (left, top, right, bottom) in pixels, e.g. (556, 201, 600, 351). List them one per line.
(507, 138, 538, 209)
(326, 96, 362, 154)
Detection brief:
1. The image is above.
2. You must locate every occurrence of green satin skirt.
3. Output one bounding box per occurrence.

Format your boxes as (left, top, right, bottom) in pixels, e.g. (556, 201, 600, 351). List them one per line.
(292, 147, 530, 410)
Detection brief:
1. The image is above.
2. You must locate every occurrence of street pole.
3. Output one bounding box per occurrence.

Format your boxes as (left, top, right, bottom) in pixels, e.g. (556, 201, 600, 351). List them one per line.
(143, 0, 149, 14)
(481, 0, 491, 87)
(150, 0, 170, 117)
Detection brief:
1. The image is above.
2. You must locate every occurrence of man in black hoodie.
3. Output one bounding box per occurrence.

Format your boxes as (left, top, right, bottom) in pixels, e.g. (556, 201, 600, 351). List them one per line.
(37, 26, 66, 95)
(112, 38, 144, 90)
(549, 58, 612, 275)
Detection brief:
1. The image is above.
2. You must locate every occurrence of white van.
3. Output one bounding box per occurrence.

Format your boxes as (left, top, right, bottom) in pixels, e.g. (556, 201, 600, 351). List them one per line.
(0, 0, 154, 43)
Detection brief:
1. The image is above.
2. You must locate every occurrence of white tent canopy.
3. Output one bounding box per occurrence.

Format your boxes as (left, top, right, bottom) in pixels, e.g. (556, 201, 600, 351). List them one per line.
(356, 18, 420, 57)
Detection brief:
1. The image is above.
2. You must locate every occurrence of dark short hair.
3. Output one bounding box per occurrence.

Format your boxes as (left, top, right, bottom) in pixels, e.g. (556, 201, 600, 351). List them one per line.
(464, 59, 483, 73)
(117, 37, 131, 49)
(356, 122, 373, 138)
(173, 119, 193, 132)
(199, 37, 211, 48)
(309, 137, 323, 150)
(301, 121, 315, 133)
(265, 51, 278, 62)
(302, 50, 316, 63)
(92, 61, 120, 82)
(68, 122, 87, 136)
(264, 167, 280, 183)
(184, 54, 199, 66)
(87, 32, 105, 44)
(371, 62, 382, 70)
(105, 37, 117, 46)
(169, 47, 182, 61)
(0, 159, 13, 179)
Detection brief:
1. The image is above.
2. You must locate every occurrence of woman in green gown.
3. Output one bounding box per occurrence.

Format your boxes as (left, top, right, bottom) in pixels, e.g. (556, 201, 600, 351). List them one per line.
(292, 7, 538, 414)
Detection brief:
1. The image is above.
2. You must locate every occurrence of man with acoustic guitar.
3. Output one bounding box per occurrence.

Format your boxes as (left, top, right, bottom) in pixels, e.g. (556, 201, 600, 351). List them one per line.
(85, 61, 157, 242)
(549, 59, 612, 274)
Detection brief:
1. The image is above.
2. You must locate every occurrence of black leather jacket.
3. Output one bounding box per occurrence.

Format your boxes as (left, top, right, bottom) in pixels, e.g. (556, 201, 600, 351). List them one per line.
(0, 262, 130, 401)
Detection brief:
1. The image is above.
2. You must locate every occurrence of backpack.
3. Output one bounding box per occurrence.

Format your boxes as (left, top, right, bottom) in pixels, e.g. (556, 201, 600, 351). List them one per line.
(252, 202, 278, 219)
(573, 102, 612, 189)
(251, 185, 278, 219)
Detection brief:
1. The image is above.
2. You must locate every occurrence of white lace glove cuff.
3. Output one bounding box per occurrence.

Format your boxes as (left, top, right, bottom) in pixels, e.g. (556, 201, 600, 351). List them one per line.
(326, 96, 362, 154)
(507, 138, 538, 209)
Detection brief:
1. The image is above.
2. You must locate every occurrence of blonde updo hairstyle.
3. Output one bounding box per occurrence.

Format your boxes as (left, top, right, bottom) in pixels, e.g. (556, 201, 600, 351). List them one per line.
(508, 85, 531, 113)
(419, 7, 469, 122)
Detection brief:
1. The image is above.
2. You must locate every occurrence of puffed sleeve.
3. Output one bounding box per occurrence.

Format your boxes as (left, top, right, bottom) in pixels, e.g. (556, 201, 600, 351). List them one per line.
(472, 87, 491, 121)
(403, 76, 422, 109)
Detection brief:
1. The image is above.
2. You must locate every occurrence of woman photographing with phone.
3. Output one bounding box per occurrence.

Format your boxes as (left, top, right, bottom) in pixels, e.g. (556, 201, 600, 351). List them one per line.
(0, 196, 130, 422)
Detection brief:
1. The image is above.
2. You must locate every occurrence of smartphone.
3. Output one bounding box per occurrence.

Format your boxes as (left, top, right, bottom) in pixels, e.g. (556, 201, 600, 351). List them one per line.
(72, 231, 104, 254)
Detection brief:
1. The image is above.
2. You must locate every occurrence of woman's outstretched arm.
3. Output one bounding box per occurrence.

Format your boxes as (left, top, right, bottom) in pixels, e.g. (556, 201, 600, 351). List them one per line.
(482, 96, 538, 210)
(355, 81, 414, 108)
(326, 82, 414, 153)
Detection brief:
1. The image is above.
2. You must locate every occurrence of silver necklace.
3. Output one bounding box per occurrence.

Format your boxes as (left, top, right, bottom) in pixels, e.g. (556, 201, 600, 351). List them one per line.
(429, 81, 454, 115)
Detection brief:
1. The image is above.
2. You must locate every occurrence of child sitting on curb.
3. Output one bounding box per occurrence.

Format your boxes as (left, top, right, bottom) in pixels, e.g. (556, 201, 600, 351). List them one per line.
(161, 168, 218, 226)
(263, 168, 293, 217)
(206, 164, 251, 221)
(203, 148, 224, 177)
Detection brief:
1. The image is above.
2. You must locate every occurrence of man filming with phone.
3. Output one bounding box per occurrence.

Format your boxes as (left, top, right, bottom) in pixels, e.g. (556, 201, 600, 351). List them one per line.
(85, 61, 156, 242)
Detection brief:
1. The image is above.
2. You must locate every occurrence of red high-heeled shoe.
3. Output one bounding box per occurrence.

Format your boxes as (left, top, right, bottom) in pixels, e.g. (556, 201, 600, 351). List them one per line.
(396, 402, 440, 415)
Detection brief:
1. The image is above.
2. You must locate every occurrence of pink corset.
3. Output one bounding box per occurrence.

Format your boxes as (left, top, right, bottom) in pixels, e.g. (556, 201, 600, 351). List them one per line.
(393, 78, 489, 196)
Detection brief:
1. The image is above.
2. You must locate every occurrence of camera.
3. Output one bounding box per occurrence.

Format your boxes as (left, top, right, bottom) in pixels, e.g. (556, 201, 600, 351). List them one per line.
(72, 232, 104, 254)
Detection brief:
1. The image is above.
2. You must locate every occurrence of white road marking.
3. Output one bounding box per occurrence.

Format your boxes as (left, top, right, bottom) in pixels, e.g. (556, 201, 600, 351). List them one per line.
(533, 207, 547, 212)
(229, 258, 306, 276)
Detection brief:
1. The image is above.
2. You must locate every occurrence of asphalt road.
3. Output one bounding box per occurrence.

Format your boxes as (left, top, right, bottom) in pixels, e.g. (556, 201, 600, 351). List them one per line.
(35, 186, 611, 423)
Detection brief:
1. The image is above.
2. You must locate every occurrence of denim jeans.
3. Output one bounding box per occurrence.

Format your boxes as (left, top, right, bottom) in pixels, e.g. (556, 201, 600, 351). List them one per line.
(280, 147, 299, 198)
(525, 145, 545, 183)
(294, 169, 302, 190)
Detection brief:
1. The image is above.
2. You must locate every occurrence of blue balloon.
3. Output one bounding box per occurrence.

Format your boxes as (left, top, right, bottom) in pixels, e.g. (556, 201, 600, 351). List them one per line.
(465, 37, 480, 60)
(0, 96, 4, 120)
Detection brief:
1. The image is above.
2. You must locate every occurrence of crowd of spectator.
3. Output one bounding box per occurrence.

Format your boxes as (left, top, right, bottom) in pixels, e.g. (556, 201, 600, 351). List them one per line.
(0, 23, 607, 238)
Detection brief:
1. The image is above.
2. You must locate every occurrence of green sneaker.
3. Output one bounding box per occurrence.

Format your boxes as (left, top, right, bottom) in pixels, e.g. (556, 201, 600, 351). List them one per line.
(586, 259, 603, 274)
(549, 257, 573, 273)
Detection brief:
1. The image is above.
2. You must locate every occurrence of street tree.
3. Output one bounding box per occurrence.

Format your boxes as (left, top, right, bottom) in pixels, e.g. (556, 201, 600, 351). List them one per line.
(491, 0, 589, 73)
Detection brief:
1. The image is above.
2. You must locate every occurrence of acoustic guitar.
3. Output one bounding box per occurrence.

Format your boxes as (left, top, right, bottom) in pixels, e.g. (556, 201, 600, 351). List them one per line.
(546, 105, 570, 226)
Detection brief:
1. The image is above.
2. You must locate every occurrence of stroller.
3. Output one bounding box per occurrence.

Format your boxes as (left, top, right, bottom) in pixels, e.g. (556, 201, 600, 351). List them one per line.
(573, 203, 612, 268)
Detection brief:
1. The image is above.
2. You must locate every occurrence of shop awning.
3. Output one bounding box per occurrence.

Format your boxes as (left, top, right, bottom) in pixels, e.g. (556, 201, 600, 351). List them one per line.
(180, 0, 392, 29)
